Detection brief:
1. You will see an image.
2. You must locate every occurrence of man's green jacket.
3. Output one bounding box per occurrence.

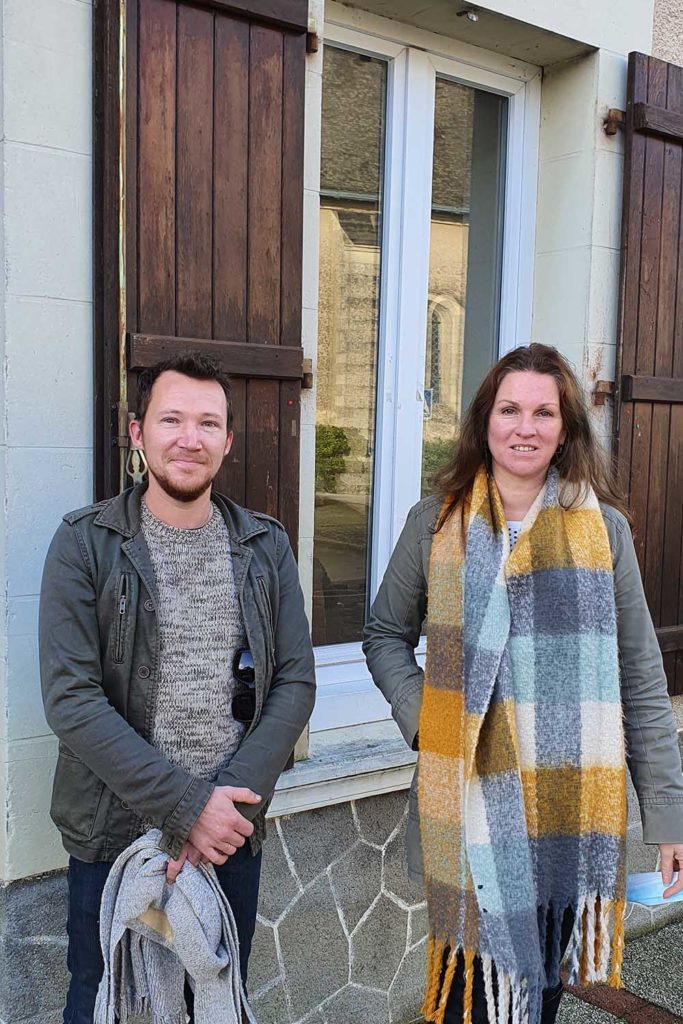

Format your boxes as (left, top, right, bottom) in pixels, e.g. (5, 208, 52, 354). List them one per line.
(39, 485, 316, 861)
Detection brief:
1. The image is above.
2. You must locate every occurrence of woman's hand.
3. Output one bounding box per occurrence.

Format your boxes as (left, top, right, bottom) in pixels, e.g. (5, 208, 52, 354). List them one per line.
(659, 843, 683, 898)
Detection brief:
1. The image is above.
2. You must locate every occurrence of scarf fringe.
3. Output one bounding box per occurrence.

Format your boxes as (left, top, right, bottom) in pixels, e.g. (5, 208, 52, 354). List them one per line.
(93, 979, 115, 1024)
(423, 895, 626, 1024)
(566, 894, 626, 990)
(482, 955, 497, 1024)
(607, 899, 626, 988)
(462, 950, 475, 1024)
(497, 971, 511, 1024)
(94, 980, 152, 1024)
(423, 937, 446, 1019)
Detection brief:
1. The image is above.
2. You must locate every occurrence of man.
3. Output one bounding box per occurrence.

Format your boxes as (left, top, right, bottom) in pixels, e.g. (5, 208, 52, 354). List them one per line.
(40, 353, 315, 1023)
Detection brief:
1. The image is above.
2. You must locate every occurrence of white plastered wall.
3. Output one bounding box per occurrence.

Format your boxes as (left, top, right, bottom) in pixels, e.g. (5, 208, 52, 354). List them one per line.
(477, 0, 653, 57)
(531, 48, 631, 443)
(0, 0, 93, 881)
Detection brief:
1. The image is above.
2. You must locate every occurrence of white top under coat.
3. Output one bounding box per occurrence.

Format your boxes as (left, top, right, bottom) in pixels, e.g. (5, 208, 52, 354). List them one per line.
(507, 520, 522, 549)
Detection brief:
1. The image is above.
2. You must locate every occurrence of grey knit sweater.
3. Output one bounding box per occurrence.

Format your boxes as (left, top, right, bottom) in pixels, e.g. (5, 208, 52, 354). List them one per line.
(141, 502, 246, 781)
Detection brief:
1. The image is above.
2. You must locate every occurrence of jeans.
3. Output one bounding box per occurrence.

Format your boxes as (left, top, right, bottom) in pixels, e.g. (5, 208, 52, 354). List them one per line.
(63, 845, 262, 1024)
(443, 908, 575, 1024)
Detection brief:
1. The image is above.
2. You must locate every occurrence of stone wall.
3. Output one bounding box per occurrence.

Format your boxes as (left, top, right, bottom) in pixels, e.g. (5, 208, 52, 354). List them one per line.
(0, 869, 68, 1024)
(0, 791, 427, 1024)
(250, 792, 426, 1024)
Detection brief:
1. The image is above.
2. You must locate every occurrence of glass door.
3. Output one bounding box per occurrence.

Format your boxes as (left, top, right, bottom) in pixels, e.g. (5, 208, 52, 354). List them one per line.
(313, 47, 387, 648)
(310, 23, 540, 731)
(421, 79, 507, 494)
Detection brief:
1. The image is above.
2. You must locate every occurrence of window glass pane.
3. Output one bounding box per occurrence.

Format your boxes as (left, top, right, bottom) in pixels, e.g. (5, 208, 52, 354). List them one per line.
(422, 80, 507, 495)
(313, 47, 387, 647)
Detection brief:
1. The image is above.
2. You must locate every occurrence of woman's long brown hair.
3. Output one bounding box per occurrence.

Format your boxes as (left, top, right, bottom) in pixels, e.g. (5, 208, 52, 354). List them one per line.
(433, 343, 630, 530)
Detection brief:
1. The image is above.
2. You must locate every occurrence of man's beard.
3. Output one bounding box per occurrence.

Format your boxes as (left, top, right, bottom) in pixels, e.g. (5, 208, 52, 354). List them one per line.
(149, 462, 215, 503)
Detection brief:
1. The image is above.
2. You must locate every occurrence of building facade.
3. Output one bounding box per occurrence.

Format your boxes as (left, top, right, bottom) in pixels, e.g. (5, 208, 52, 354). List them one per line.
(1, 0, 683, 1022)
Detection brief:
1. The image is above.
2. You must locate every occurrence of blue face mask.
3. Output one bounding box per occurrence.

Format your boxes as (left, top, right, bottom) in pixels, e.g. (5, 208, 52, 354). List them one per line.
(627, 871, 683, 906)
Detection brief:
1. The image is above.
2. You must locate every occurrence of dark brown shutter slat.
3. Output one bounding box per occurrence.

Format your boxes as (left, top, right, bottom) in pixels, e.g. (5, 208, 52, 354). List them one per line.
(213, 15, 249, 342)
(276, 32, 305, 552)
(217, 379, 247, 505)
(129, 334, 304, 378)
(183, 0, 308, 33)
(138, 0, 176, 335)
(634, 101, 683, 140)
(278, 379, 301, 556)
(630, 58, 667, 574)
(248, 25, 283, 347)
(616, 54, 648, 501)
(246, 380, 279, 517)
(657, 625, 683, 654)
(281, 32, 306, 348)
(93, 0, 122, 499)
(621, 375, 683, 402)
(244, 24, 284, 530)
(125, 0, 139, 338)
(644, 61, 682, 625)
(666, 64, 683, 693)
(615, 52, 683, 695)
(176, 5, 214, 339)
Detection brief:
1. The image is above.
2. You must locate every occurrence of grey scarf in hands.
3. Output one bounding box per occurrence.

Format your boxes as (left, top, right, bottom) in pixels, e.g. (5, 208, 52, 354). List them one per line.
(94, 830, 256, 1024)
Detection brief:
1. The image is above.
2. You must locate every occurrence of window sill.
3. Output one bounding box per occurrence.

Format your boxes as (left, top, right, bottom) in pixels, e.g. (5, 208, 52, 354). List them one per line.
(267, 720, 417, 818)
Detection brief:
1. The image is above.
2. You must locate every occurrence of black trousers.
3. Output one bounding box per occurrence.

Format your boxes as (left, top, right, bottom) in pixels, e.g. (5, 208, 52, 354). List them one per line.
(443, 909, 575, 1024)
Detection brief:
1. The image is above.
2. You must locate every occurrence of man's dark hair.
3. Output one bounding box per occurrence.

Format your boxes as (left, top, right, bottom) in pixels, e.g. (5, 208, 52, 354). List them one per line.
(136, 352, 233, 432)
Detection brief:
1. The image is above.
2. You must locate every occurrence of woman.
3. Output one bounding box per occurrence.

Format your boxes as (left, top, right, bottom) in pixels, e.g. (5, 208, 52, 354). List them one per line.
(363, 344, 683, 1024)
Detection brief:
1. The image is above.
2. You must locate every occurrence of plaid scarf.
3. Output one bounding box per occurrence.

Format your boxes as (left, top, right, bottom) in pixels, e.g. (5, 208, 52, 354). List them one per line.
(419, 468, 627, 1024)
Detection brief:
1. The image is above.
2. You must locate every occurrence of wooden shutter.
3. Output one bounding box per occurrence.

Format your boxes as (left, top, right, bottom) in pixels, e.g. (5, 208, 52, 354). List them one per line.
(614, 51, 683, 696)
(93, 0, 307, 551)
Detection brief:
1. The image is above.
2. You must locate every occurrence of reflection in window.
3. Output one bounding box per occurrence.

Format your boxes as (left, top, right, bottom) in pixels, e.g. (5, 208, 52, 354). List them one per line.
(421, 80, 507, 496)
(313, 47, 387, 647)
(427, 308, 442, 403)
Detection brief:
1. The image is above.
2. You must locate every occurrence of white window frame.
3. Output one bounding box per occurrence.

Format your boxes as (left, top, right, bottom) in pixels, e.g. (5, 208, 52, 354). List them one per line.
(311, 7, 541, 733)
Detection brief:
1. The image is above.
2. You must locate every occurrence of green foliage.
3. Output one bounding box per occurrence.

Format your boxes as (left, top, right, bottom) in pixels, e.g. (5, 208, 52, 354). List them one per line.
(316, 424, 351, 493)
(421, 437, 453, 493)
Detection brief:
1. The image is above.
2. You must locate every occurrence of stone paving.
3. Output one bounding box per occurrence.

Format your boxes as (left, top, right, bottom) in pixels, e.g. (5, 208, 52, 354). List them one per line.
(559, 920, 683, 1024)
(620, 921, 683, 1018)
(557, 995, 620, 1023)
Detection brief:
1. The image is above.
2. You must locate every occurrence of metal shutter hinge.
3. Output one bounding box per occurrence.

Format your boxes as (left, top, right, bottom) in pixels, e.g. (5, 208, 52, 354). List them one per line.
(112, 401, 130, 448)
(307, 17, 320, 54)
(593, 380, 614, 406)
(603, 109, 625, 136)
